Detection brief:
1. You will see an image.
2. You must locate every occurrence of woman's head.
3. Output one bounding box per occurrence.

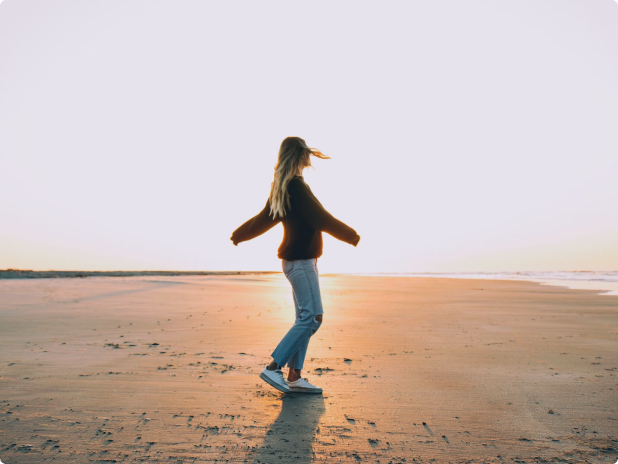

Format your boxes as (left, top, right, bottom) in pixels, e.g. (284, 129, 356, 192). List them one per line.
(269, 137, 330, 219)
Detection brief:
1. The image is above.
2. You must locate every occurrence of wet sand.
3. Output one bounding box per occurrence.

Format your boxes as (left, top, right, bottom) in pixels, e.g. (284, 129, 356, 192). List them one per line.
(1, 275, 616, 463)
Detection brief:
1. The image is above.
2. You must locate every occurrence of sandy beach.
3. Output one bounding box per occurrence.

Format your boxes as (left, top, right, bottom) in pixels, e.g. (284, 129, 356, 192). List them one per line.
(1, 274, 616, 463)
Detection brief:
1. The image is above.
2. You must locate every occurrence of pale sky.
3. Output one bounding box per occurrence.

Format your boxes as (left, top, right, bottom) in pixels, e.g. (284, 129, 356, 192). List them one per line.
(1, 0, 617, 273)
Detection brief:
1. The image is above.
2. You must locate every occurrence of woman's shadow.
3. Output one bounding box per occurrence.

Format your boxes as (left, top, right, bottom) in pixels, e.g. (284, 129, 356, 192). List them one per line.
(253, 394, 325, 464)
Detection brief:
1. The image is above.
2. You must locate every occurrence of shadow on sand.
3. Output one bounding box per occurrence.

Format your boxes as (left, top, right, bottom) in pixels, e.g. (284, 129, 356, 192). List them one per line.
(253, 394, 325, 463)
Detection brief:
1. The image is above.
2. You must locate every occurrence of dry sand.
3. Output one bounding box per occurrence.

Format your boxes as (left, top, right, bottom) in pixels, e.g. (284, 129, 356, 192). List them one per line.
(0, 274, 616, 463)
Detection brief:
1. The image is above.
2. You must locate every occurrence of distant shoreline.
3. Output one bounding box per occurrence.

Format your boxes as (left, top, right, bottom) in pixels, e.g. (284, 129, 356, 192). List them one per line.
(0, 270, 279, 279)
(2, 269, 616, 295)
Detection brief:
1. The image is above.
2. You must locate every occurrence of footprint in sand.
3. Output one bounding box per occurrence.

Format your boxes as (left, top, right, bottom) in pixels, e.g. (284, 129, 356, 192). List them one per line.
(422, 422, 433, 435)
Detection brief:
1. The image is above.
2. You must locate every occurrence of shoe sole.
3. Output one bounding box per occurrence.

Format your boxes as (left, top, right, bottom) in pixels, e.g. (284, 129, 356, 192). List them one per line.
(287, 387, 323, 394)
(260, 372, 290, 393)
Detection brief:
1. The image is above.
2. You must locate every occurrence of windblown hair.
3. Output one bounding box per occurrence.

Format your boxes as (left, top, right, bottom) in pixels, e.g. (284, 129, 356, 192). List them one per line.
(269, 137, 330, 219)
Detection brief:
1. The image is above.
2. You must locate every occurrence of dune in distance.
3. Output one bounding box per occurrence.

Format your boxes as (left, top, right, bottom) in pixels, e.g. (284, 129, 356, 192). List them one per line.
(1, 273, 616, 463)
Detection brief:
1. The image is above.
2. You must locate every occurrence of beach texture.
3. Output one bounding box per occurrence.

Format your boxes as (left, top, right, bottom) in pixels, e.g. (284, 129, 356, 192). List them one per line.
(1, 274, 617, 463)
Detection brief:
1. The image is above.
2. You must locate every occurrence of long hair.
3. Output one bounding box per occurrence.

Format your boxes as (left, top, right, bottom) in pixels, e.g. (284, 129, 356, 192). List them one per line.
(269, 137, 330, 219)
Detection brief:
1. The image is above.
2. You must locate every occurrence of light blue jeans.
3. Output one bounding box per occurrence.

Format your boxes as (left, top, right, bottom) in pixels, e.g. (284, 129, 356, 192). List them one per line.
(271, 258, 323, 370)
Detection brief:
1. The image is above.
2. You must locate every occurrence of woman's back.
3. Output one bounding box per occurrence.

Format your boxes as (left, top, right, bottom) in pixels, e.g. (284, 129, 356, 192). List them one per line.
(231, 175, 359, 260)
(277, 176, 359, 260)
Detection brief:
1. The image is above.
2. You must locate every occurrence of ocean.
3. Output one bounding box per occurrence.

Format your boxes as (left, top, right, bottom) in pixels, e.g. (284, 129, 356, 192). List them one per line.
(354, 271, 618, 296)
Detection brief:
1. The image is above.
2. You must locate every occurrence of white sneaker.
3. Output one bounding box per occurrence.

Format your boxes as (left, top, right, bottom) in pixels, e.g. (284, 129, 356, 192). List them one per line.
(260, 367, 291, 393)
(286, 377, 323, 393)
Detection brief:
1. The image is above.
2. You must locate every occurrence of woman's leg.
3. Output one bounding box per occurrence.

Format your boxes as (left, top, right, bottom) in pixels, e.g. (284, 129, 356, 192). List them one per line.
(286, 338, 309, 372)
(267, 273, 301, 371)
(287, 261, 322, 380)
(287, 276, 303, 366)
(271, 259, 323, 370)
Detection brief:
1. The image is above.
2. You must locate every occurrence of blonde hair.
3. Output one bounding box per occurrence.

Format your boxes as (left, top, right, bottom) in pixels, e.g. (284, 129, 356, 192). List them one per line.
(269, 137, 330, 219)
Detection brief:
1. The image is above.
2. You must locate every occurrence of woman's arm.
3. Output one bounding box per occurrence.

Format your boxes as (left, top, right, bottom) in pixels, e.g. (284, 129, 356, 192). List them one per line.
(289, 180, 360, 246)
(231, 199, 280, 245)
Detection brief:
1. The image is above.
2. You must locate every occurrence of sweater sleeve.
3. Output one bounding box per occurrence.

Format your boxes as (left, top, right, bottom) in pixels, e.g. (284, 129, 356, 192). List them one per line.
(289, 180, 360, 246)
(231, 199, 280, 245)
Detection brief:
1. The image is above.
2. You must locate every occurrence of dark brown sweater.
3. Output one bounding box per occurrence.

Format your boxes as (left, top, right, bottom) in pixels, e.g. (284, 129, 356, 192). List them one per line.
(231, 176, 360, 260)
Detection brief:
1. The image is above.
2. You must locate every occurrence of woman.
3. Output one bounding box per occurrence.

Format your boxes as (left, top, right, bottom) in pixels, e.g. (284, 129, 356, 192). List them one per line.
(230, 136, 360, 394)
